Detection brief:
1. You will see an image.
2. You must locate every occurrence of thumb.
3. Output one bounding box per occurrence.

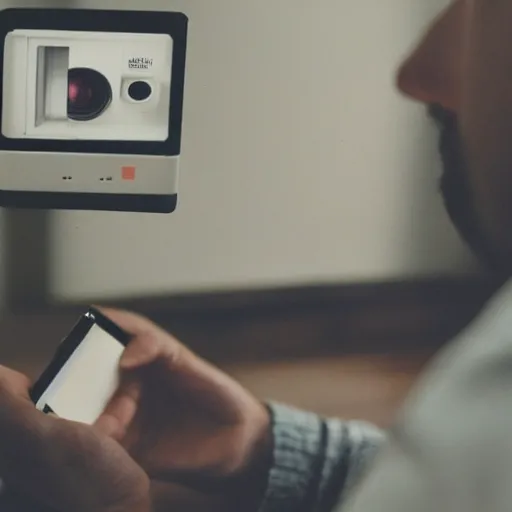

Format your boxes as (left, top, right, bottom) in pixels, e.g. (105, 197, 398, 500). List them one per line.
(96, 307, 179, 371)
(119, 335, 161, 370)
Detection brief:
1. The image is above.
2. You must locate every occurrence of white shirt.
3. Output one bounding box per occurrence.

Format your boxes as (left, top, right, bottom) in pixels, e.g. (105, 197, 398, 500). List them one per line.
(344, 279, 512, 512)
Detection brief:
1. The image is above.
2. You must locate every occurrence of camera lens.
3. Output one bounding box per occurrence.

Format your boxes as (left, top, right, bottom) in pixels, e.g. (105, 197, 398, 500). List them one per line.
(128, 81, 152, 102)
(67, 68, 112, 121)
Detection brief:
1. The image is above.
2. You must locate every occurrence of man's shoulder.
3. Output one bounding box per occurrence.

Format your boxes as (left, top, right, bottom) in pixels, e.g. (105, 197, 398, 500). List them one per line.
(340, 281, 512, 512)
(395, 278, 512, 465)
(423, 277, 512, 379)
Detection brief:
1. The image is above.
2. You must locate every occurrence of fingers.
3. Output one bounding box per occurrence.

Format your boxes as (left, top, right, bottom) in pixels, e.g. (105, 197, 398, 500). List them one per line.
(0, 365, 150, 512)
(93, 307, 185, 439)
(95, 378, 141, 440)
(101, 307, 233, 397)
(0, 394, 57, 488)
(96, 306, 181, 369)
(0, 366, 31, 398)
(120, 334, 162, 370)
(0, 368, 40, 457)
(97, 306, 185, 372)
(0, 367, 64, 468)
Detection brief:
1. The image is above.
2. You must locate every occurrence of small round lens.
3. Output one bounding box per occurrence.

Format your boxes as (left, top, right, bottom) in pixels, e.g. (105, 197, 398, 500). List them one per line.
(128, 81, 153, 102)
(68, 68, 112, 121)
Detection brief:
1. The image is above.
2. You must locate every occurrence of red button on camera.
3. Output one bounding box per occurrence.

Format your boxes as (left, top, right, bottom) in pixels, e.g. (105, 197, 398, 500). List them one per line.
(121, 166, 136, 180)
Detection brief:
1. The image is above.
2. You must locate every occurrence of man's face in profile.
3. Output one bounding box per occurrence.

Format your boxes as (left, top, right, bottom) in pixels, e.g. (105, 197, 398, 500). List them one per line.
(397, 0, 512, 276)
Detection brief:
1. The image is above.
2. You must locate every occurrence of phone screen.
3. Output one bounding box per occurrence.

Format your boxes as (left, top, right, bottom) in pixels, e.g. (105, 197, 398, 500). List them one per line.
(35, 323, 124, 425)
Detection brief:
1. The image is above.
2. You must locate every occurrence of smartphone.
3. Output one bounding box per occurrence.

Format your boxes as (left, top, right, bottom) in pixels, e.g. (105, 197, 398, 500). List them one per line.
(30, 307, 131, 425)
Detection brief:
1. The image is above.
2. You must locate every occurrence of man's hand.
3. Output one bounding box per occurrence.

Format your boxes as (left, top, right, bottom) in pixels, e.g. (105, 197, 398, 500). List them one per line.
(95, 308, 272, 510)
(0, 365, 150, 512)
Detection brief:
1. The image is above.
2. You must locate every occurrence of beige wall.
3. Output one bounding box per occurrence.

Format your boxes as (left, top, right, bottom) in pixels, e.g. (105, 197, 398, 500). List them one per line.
(45, 0, 475, 302)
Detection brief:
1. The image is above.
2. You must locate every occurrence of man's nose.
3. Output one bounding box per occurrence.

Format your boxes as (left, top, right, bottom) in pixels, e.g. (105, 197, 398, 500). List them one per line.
(395, 46, 459, 111)
(395, 1, 466, 112)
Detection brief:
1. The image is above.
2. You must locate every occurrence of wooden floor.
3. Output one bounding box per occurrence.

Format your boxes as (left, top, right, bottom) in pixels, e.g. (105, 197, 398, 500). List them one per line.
(224, 354, 428, 427)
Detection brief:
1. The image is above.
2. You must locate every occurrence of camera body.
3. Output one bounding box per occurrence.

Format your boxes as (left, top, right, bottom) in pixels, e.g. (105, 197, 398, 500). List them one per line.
(0, 5, 188, 213)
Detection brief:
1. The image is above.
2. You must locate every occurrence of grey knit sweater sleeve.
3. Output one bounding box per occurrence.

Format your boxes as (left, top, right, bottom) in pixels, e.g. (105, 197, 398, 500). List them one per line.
(258, 402, 386, 512)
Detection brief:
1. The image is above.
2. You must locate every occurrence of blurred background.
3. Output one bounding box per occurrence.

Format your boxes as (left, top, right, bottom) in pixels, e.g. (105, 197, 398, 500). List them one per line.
(0, 0, 499, 427)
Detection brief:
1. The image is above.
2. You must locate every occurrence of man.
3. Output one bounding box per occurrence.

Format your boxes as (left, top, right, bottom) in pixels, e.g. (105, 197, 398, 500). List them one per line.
(1, 0, 509, 510)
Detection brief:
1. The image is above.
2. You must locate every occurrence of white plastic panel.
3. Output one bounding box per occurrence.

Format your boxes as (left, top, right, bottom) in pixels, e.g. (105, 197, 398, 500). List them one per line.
(35, 324, 124, 425)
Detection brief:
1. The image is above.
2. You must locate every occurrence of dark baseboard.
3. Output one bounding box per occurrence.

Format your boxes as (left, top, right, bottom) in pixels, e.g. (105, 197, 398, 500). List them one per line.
(0, 276, 500, 367)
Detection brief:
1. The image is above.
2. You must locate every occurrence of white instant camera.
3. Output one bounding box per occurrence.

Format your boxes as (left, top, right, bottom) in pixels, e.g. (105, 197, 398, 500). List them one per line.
(0, 5, 188, 213)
